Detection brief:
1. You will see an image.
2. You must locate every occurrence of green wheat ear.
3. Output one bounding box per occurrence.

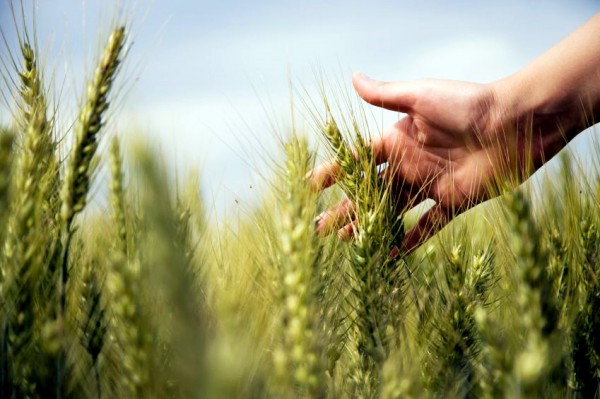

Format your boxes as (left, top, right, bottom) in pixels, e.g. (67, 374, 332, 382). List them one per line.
(323, 119, 360, 197)
(0, 40, 60, 397)
(17, 39, 61, 217)
(107, 252, 151, 397)
(4, 38, 56, 264)
(61, 26, 126, 229)
(570, 209, 600, 395)
(272, 136, 329, 397)
(0, 130, 15, 247)
(17, 43, 50, 130)
(505, 189, 564, 396)
(57, 26, 126, 313)
(423, 240, 496, 397)
(110, 136, 128, 256)
(507, 190, 558, 337)
(319, 111, 408, 397)
(135, 144, 209, 396)
(78, 259, 106, 399)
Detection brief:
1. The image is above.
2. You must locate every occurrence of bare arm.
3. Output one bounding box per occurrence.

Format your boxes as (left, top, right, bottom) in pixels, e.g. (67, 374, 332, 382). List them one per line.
(491, 12, 600, 160)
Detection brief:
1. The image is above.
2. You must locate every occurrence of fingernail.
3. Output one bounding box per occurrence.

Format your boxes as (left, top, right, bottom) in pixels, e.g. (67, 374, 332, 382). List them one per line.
(337, 225, 353, 242)
(353, 72, 370, 80)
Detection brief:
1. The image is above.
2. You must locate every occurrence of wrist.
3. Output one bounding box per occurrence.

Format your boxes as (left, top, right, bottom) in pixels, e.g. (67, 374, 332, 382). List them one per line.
(488, 73, 588, 149)
(483, 74, 587, 178)
(489, 31, 600, 143)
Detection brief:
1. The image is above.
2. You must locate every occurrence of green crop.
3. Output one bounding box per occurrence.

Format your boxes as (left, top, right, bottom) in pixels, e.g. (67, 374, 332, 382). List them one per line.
(0, 9, 599, 399)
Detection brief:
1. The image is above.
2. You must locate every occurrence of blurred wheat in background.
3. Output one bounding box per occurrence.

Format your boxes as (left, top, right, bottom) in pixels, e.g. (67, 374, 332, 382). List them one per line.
(0, 5, 599, 399)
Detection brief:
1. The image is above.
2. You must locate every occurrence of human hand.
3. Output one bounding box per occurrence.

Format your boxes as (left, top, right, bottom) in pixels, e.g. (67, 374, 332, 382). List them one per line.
(311, 73, 553, 252)
(312, 13, 600, 253)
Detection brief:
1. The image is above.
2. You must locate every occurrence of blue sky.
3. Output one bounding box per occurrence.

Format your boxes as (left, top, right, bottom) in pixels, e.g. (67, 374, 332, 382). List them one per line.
(1, 1, 599, 213)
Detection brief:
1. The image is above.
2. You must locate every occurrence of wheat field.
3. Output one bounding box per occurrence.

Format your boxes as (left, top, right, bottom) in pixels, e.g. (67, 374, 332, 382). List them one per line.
(0, 9, 599, 399)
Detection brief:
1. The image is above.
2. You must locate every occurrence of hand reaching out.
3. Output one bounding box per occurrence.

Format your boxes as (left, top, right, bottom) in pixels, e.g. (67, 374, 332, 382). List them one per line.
(312, 74, 506, 252)
(311, 13, 600, 252)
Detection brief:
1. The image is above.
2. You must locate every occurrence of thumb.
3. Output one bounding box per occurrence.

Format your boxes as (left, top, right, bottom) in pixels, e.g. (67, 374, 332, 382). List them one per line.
(352, 72, 416, 113)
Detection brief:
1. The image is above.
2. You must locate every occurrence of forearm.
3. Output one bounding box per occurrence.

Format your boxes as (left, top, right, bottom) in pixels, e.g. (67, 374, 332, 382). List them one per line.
(491, 13, 600, 144)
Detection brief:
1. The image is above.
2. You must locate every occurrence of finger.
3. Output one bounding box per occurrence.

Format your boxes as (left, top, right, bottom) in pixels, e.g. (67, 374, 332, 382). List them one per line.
(389, 245, 401, 259)
(316, 197, 355, 236)
(402, 203, 453, 254)
(337, 222, 356, 242)
(369, 133, 398, 167)
(352, 72, 418, 113)
(307, 161, 341, 191)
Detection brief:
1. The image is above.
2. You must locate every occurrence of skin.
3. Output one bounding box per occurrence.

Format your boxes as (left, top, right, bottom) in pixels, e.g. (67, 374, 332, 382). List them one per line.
(312, 12, 600, 253)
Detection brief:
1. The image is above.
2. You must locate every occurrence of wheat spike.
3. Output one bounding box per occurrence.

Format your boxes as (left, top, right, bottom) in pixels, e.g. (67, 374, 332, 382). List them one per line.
(321, 118, 407, 396)
(57, 26, 126, 316)
(61, 27, 125, 228)
(135, 145, 208, 396)
(273, 137, 328, 397)
(0, 130, 15, 255)
(18, 42, 60, 216)
(506, 190, 562, 396)
(106, 253, 152, 396)
(110, 137, 128, 256)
